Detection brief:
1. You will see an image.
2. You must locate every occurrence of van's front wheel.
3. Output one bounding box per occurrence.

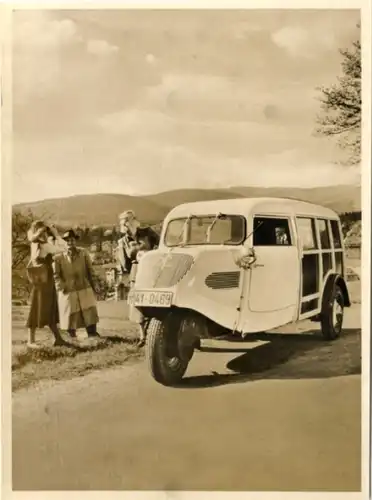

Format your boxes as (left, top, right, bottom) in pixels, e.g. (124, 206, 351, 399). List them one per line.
(146, 313, 196, 386)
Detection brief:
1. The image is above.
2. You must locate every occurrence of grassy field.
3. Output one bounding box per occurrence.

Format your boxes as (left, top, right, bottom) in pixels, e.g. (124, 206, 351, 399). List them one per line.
(11, 260, 361, 393)
(11, 300, 144, 392)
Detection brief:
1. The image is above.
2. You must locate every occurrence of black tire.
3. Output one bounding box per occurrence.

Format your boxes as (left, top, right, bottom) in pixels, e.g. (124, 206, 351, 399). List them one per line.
(146, 314, 195, 386)
(321, 283, 345, 340)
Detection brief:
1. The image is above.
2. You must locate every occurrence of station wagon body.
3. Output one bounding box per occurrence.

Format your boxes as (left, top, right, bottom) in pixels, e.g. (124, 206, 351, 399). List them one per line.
(128, 197, 350, 386)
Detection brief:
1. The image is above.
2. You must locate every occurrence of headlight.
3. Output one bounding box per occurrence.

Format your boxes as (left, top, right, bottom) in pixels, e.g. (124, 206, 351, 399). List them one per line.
(234, 246, 256, 269)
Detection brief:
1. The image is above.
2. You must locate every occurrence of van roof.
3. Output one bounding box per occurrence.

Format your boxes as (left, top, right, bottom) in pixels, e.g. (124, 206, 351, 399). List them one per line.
(165, 197, 339, 220)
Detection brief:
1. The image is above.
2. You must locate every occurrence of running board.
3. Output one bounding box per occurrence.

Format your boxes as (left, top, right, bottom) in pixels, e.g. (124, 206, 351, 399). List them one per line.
(199, 338, 271, 352)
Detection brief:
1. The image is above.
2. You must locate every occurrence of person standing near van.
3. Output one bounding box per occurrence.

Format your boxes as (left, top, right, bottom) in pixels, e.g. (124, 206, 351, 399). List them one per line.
(25, 220, 67, 348)
(53, 229, 100, 340)
(117, 210, 159, 346)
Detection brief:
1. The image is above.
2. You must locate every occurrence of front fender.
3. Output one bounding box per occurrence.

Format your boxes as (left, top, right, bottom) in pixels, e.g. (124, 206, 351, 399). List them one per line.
(322, 274, 351, 308)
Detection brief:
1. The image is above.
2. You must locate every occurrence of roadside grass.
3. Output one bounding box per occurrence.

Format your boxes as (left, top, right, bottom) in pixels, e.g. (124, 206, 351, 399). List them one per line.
(11, 301, 144, 392)
(12, 336, 144, 392)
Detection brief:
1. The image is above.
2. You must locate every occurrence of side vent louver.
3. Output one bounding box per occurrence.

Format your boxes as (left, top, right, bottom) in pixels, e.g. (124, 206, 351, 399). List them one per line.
(205, 271, 240, 290)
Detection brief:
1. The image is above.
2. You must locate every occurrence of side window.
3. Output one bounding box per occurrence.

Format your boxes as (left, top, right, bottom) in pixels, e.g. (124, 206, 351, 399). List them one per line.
(296, 217, 317, 250)
(253, 217, 291, 246)
(318, 219, 331, 249)
(330, 220, 342, 249)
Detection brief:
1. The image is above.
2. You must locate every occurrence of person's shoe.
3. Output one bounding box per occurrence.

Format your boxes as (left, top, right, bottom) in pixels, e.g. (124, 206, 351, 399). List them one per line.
(65, 335, 80, 345)
(53, 338, 67, 347)
(26, 342, 42, 350)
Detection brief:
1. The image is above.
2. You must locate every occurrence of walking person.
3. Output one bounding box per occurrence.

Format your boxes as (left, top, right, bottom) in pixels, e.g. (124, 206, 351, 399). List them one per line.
(53, 229, 100, 341)
(117, 210, 159, 347)
(25, 220, 67, 348)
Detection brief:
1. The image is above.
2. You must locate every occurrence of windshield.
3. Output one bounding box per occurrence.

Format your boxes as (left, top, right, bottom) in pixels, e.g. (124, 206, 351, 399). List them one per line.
(164, 214, 246, 247)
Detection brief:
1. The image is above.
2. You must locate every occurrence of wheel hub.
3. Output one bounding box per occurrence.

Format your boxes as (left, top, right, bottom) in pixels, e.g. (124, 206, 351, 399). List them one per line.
(332, 300, 343, 329)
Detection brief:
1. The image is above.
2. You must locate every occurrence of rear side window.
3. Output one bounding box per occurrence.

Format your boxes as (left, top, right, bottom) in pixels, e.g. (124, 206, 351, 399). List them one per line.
(253, 217, 292, 246)
(318, 219, 331, 249)
(296, 217, 317, 250)
(330, 220, 342, 248)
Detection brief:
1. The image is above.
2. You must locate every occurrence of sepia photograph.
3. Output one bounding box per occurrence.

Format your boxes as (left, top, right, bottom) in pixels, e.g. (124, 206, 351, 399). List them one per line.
(2, 2, 370, 497)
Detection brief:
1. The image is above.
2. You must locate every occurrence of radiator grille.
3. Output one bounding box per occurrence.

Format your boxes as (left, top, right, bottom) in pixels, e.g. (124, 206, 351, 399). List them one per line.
(205, 271, 240, 290)
(135, 252, 194, 289)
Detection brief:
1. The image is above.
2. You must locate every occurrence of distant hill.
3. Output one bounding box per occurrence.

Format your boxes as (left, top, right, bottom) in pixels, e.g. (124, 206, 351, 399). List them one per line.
(13, 193, 169, 227)
(143, 188, 247, 208)
(223, 185, 361, 213)
(13, 184, 361, 227)
(145, 185, 361, 214)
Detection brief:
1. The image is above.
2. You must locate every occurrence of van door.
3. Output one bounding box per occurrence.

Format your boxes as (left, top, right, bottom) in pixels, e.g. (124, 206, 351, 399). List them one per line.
(248, 216, 300, 314)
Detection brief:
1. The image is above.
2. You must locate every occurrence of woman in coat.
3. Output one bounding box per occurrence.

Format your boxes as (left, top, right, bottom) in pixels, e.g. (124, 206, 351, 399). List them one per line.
(26, 220, 67, 348)
(52, 229, 100, 339)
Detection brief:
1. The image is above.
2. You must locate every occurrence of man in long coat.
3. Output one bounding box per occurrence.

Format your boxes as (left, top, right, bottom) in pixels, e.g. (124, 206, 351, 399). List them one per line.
(53, 229, 99, 339)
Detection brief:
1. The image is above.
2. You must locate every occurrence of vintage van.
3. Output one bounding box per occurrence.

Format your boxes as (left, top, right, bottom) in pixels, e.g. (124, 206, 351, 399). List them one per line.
(128, 197, 351, 386)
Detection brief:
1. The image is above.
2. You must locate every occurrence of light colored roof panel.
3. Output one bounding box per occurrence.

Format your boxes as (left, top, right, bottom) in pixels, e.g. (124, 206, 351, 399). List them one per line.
(165, 197, 339, 219)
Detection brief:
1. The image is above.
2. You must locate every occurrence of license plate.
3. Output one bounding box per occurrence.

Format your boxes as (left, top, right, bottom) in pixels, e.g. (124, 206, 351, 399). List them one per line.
(128, 290, 173, 308)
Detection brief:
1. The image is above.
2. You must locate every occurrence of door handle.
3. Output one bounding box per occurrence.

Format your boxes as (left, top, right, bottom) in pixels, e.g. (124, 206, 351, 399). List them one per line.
(252, 263, 264, 268)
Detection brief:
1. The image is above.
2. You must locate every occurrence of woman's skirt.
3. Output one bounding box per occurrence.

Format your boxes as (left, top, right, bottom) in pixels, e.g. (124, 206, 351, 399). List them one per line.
(26, 261, 59, 329)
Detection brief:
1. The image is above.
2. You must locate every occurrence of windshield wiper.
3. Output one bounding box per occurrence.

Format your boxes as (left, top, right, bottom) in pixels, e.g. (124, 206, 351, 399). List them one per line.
(176, 214, 193, 246)
(205, 212, 226, 243)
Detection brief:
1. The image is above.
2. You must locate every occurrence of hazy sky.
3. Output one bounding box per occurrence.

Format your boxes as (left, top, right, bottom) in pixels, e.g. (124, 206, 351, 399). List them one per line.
(12, 9, 361, 203)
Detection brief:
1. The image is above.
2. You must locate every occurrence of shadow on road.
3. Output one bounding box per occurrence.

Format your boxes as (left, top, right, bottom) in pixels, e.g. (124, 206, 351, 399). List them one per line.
(177, 328, 361, 389)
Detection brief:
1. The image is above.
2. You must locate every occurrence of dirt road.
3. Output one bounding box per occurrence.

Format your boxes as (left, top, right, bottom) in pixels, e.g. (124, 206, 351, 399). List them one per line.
(12, 305, 361, 492)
